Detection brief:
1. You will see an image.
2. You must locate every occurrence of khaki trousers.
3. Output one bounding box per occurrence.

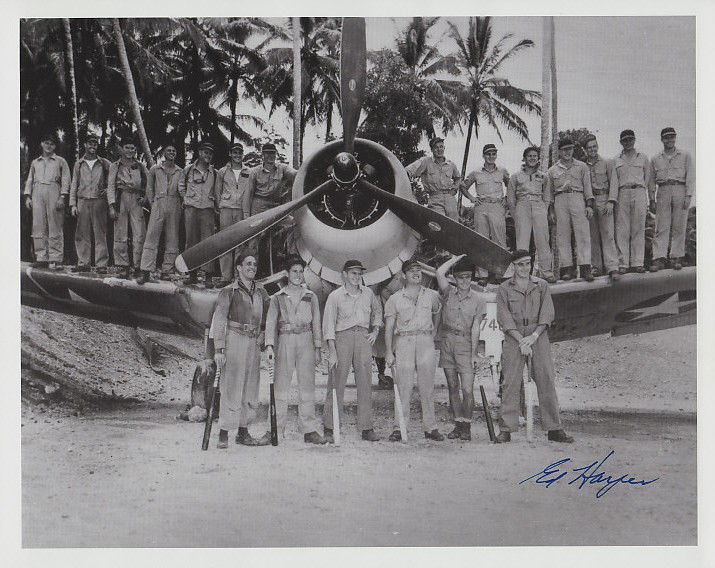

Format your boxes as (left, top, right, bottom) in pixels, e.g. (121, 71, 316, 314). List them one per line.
(554, 192, 591, 267)
(184, 206, 215, 272)
(31, 183, 64, 263)
(75, 198, 108, 267)
(589, 193, 619, 273)
(324, 327, 374, 432)
(473, 201, 507, 277)
(218, 329, 261, 431)
(218, 207, 244, 280)
(140, 196, 181, 272)
(274, 331, 318, 434)
(514, 198, 553, 277)
(113, 191, 146, 267)
(499, 333, 562, 433)
(427, 192, 459, 220)
(653, 184, 688, 260)
(615, 186, 647, 268)
(393, 334, 438, 433)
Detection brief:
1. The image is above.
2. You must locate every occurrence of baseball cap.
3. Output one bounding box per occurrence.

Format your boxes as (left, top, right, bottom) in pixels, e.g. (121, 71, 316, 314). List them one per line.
(482, 144, 497, 154)
(620, 129, 636, 141)
(558, 138, 575, 149)
(342, 259, 366, 272)
(452, 257, 475, 275)
(261, 143, 278, 153)
(401, 258, 422, 273)
(661, 127, 676, 138)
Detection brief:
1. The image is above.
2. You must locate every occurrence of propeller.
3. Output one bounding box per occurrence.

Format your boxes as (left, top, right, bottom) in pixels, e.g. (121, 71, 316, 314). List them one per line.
(357, 179, 513, 276)
(340, 17, 366, 154)
(175, 179, 335, 273)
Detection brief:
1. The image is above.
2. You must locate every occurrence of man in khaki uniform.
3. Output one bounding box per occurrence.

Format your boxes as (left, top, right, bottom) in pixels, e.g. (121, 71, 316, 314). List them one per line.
(69, 134, 111, 273)
(179, 141, 217, 284)
(507, 146, 555, 283)
(546, 138, 594, 282)
(214, 143, 251, 285)
(583, 135, 621, 281)
(107, 138, 149, 279)
(436, 254, 486, 441)
(460, 144, 510, 285)
(648, 127, 694, 272)
(265, 256, 326, 444)
(23, 133, 71, 269)
(495, 250, 573, 444)
(610, 129, 651, 273)
(405, 138, 465, 220)
(385, 257, 444, 442)
(137, 144, 183, 283)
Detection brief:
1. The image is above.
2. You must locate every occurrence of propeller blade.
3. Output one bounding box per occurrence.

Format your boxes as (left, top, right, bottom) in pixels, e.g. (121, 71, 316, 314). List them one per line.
(340, 17, 366, 154)
(175, 180, 334, 273)
(357, 179, 512, 276)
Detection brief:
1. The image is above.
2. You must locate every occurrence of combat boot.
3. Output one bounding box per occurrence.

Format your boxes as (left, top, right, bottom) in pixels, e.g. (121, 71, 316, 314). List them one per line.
(560, 267, 574, 281)
(304, 431, 326, 445)
(671, 257, 683, 270)
(494, 430, 511, 443)
(323, 428, 334, 444)
(579, 264, 594, 282)
(361, 429, 380, 442)
(650, 258, 665, 272)
(388, 430, 402, 442)
(136, 270, 152, 285)
(447, 422, 462, 439)
(547, 429, 574, 443)
(235, 426, 256, 446)
(217, 429, 229, 449)
(459, 422, 472, 441)
(424, 429, 444, 441)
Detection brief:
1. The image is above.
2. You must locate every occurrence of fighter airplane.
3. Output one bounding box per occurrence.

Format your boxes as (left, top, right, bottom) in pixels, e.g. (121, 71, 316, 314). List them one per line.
(20, 18, 696, 357)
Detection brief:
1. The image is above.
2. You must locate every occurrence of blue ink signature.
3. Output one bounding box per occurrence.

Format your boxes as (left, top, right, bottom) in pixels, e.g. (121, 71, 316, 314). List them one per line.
(519, 450, 659, 498)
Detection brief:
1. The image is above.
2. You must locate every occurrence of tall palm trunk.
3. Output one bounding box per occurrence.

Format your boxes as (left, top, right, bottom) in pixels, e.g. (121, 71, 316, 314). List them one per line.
(292, 17, 302, 168)
(229, 73, 238, 146)
(112, 18, 155, 167)
(549, 17, 558, 165)
(539, 17, 552, 171)
(461, 106, 476, 178)
(62, 19, 79, 164)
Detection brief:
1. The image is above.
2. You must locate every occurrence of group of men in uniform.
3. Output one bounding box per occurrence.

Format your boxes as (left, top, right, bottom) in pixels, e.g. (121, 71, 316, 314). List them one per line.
(405, 128, 694, 284)
(23, 133, 295, 285)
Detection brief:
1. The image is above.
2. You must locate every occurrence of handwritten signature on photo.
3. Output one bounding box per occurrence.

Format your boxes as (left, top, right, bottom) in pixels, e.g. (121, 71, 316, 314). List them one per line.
(519, 450, 659, 498)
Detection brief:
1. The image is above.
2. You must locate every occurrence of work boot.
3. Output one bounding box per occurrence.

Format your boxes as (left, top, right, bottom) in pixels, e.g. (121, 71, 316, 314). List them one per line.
(136, 270, 151, 285)
(48, 261, 61, 270)
(424, 429, 444, 441)
(217, 429, 229, 449)
(117, 266, 130, 279)
(447, 423, 462, 439)
(459, 422, 472, 441)
(560, 267, 574, 281)
(323, 427, 334, 444)
(578, 264, 594, 282)
(96, 266, 108, 275)
(671, 257, 683, 270)
(591, 267, 601, 277)
(159, 270, 173, 281)
(304, 431, 326, 445)
(547, 429, 574, 443)
(388, 430, 402, 442)
(235, 427, 256, 446)
(186, 271, 198, 285)
(361, 428, 380, 442)
(377, 374, 394, 390)
(71, 264, 90, 273)
(632, 266, 646, 274)
(618, 266, 628, 275)
(494, 430, 511, 443)
(650, 258, 665, 272)
(132, 267, 142, 278)
(609, 270, 621, 282)
(31, 260, 49, 268)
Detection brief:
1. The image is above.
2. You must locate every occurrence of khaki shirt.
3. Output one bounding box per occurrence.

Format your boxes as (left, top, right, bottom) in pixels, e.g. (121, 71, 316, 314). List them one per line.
(440, 287, 486, 335)
(506, 166, 548, 210)
(610, 151, 651, 191)
(212, 279, 269, 350)
(496, 275, 555, 336)
(146, 162, 183, 203)
(322, 285, 383, 341)
(215, 164, 251, 209)
(24, 154, 71, 196)
(546, 159, 593, 201)
(69, 156, 111, 206)
(107, 159, 148, 205)
(462, 166, 510, 200)
(405, 156, 461, 195)
(585, 156, 616, 201)
(649, 148, 694, 197)
(179, 162, 217, 209)
(384, 286, 441, 334)
(265, 286, 322, 348)
(247, 163, 297, 204)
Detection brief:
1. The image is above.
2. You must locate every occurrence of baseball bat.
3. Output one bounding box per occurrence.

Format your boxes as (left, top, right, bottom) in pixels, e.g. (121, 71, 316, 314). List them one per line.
(201, 364, 221, 451)
(479, 384, 496, 442)
(392, 366, 407, 442)
(332, 386, 341, 446)
(269, 359, 278, 446)
(525, 355, 534, 443)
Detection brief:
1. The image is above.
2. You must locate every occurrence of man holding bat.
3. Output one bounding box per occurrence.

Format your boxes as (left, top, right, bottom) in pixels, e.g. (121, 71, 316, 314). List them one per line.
(435, 254, 486, 441)
(494, 250, 573, 444)
(385, 258, 444, 442)
(264, 255, 326, 444)
(322, 259, 383, 443)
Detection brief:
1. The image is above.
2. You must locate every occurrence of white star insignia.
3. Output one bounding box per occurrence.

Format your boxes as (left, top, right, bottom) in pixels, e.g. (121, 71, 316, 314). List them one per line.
(626, 292, 695, 321)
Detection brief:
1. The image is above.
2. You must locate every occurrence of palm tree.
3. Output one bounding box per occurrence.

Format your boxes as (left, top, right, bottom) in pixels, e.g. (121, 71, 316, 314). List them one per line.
(446, 17, 541, 178)
(61, 19, 79, 162)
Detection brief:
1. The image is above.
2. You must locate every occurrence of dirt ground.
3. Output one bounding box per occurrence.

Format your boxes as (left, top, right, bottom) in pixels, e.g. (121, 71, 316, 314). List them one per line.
(20, 307, 697, 548)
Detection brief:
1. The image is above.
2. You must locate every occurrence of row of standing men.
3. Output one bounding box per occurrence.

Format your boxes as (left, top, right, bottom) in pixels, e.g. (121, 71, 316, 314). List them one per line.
(23, 134, 295, 285)
(406, 128, 694, 284)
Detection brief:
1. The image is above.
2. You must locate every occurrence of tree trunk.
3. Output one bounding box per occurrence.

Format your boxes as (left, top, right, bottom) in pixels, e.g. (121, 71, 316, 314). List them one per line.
(461, 107, 475, 178)
(539, 17, 552, 171)
(292, 17, 302, 168)
(112, 18, 155, 167)
(229, 74, 238, 146)
(62, 19, 79, 165)
(549, 16, 558, 166)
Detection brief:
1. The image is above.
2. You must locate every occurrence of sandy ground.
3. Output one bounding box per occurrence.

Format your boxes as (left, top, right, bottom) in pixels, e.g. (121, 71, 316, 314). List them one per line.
(20, 308, 697, 547)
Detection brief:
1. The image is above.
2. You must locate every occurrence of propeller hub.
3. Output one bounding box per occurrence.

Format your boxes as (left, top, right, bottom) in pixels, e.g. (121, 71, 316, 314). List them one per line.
(331, 152, 360, 186)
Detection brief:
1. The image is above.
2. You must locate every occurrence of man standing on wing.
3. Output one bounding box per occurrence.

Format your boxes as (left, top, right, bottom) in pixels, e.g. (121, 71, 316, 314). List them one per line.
(385, 258, 444, 442)
(435, 254, 486, 441)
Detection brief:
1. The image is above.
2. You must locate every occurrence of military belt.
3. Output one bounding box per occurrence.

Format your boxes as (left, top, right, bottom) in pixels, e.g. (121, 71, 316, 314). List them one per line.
(396, 329, 432, 337)
(227, 321, 261, 338)
(430, 189, 456, 195)
(442, 325, 471, 337)
(477, 196, 504, 203)
(592, 188, 610, 195)
(619, 184, 644, 190)
(516, 193, 544, 201)
(336, 325, 369, 333)
(278, 323, 312, 334)
(659, 180, 686, 186)
(554, 188, 582, 195)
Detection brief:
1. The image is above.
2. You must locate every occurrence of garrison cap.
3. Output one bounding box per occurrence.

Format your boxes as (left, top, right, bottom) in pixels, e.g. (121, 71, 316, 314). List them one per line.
(198, 141, 215, 152)
(620, 129, 636, 141)
(283, 254, 306, 272)
(401, 258, 422, 273)
(511, 249, 531, 263)
(230, 142, 244, 152)
(429, 137, 445, 149)
(452, 257, 476, 275)
(342, 259, 366, 272)
(558, 138, 575, 149)
(661, 127, 677, 138)
(261, 142, 278, 153)
(482, 144, 498, 154)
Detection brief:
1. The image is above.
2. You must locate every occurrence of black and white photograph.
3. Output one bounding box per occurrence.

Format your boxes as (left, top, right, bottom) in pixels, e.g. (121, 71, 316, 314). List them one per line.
(6, 0, 713, 565)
